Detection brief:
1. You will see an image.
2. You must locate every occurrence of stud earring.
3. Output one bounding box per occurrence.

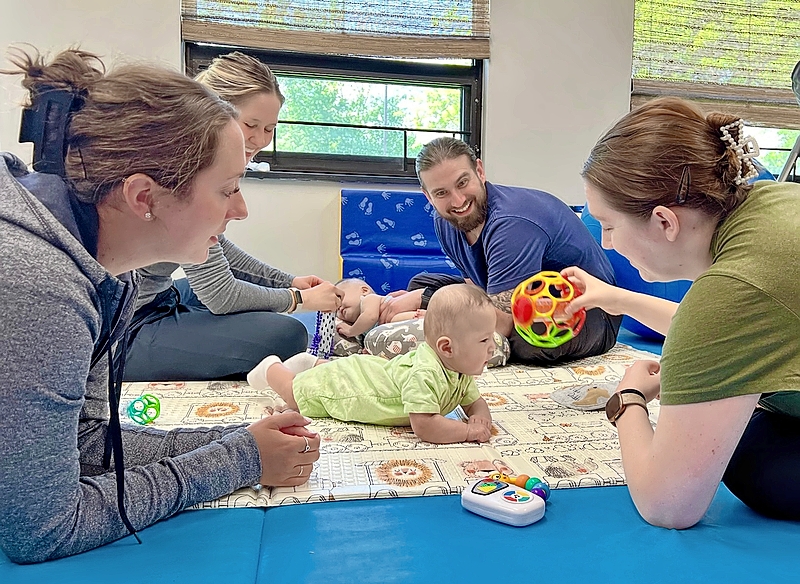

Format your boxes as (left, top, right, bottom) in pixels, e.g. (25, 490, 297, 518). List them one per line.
(144, 211, 153, 220)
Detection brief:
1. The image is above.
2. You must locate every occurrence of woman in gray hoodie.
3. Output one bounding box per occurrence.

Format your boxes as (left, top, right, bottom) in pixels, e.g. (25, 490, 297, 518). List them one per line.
(0, 47, 320, 563)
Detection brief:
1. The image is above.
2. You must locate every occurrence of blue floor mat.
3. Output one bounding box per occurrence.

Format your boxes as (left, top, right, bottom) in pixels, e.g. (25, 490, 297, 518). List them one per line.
(0, 508, 266, 583)
(9, 330, 794, 582)
(257, 484, 800, 584)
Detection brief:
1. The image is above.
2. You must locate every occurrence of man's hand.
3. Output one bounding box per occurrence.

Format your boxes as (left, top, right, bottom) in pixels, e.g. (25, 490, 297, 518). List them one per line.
(378, 289, 424, 324)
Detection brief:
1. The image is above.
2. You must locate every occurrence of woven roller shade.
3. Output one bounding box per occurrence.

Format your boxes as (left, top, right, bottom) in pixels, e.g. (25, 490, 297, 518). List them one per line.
(632, 0, 800, 128)
(181, 0, 490, 59)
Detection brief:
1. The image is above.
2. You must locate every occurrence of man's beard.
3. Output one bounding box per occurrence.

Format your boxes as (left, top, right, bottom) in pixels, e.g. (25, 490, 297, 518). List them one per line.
(446, 190, 488, 234)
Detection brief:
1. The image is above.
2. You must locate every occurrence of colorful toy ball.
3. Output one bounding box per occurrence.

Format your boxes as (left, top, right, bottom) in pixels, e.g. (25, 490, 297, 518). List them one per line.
(127, 394, 161, 425)
(511, 271, 586, 348)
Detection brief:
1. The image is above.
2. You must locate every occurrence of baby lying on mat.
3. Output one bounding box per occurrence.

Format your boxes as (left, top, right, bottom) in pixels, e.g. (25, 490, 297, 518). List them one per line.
(333, 278, 510, 367)
(248, 284, 495, 444)
(334, 277, 424, 339)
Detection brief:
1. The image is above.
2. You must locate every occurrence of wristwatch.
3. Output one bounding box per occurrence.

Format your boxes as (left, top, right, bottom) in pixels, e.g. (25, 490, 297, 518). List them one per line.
(289, 287, 303, 313)
(605, 389, 648, 426)
(420, 287, 434, 310)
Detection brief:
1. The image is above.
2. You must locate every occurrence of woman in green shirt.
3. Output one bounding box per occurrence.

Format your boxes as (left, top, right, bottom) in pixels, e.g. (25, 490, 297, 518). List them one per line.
(563, 96, 800, 528)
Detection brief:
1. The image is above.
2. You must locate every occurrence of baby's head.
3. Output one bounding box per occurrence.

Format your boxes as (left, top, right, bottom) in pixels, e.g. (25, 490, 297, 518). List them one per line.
(424, 284, 496, 376)
(335, 278, 375, 323)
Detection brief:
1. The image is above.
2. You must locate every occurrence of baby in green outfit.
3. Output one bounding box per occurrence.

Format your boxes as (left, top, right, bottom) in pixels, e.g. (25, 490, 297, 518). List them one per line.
(247, 283, 495, 444)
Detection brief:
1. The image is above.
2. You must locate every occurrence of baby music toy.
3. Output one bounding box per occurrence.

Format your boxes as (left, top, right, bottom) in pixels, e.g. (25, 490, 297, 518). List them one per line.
(511, 271, 586, 348)
(461, 472, 550, 526)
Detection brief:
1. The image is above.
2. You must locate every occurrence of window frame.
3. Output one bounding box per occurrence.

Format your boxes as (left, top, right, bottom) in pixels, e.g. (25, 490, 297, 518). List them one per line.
(185, 42, 484, 183)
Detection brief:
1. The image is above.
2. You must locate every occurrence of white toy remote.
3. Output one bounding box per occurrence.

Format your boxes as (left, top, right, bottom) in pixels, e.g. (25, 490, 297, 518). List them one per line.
(461, 478, 546, 526)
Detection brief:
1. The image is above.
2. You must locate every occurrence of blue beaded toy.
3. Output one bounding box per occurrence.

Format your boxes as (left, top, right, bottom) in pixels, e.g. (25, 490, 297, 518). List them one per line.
(308, 311, 335, 359)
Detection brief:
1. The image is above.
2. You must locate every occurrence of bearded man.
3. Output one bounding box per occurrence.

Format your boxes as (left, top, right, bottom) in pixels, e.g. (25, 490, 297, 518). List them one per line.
(380, 137, 621, 365)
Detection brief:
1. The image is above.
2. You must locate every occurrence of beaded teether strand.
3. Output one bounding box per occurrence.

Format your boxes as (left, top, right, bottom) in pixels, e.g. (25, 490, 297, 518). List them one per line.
(308, 311, 335, 359)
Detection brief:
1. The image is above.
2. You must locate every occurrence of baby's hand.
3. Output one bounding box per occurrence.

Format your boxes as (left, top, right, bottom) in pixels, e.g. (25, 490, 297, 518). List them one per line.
(336, 322, 353, 338)
(466, 423, 491, 443)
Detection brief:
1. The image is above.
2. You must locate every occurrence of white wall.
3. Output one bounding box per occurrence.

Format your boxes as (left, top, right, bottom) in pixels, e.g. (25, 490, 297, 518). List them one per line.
(0, 0, 635, 282)
(0, 0, 181, 159)
(483, 0, 635, 204)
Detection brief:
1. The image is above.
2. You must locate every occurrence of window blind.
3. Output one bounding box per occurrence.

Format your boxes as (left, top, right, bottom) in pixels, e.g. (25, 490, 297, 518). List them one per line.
(632, 0, 800, 129)
(181, 0, 490, 60)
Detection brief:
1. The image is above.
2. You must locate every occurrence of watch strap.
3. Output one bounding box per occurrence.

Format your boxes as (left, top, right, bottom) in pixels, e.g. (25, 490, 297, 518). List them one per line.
(291, 287, 303, 308)
(288, 287, 303, 313)
(419, 286, 434, 310)
(606, 389, 648, 426)
(619, 388, 646, 400)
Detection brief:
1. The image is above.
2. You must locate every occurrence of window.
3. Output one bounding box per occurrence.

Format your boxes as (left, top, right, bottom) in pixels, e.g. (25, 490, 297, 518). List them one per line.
(632, 0, 800, 130)
(746, 126, 800, 180)
(181, 1, 489, 181)
(185, 44, 482, 181)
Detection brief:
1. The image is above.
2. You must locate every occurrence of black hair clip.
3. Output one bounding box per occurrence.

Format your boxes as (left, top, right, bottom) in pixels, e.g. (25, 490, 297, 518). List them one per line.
(19, 86, 82, 177)
(676, 165, 691, 205)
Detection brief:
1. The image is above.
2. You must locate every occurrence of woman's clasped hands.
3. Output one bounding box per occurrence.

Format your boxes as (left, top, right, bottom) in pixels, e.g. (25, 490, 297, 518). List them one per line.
(246, 411, 321, 487)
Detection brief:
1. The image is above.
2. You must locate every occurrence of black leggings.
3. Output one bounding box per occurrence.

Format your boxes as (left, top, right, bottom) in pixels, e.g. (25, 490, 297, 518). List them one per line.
(723, 408, 800, 520)
(408, 273, 622, 366)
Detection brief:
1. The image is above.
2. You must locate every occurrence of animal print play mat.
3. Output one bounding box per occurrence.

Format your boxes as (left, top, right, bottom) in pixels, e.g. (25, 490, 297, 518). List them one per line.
(121, 342, 659, 509)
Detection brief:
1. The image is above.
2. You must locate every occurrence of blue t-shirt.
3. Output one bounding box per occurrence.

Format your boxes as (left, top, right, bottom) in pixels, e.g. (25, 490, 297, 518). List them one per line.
(435, 182, 615, 294)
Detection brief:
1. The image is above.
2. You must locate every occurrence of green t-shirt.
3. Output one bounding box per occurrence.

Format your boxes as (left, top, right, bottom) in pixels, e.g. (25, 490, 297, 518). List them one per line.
(660, 181, 800, 416)
(293, 342, 480, 425)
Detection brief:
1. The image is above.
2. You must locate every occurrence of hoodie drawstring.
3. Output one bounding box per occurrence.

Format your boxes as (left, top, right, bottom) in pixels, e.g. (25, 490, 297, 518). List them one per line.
(104, 326, 141, 543)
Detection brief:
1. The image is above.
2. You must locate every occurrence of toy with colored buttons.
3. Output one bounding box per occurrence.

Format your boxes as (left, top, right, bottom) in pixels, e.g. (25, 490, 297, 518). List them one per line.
(461, 475, 547, 526)
(511, 271, 586, 348)
(489, 472, 551, 501)
(126, 394, 161, 425)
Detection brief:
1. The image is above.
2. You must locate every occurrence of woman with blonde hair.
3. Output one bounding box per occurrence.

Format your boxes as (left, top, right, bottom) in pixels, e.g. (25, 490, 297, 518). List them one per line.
(0, 47, 320, 563)
(129, 51, 342, 381)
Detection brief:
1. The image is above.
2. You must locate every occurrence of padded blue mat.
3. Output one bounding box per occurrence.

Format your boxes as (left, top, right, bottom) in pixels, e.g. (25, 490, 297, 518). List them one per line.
(0, 508, 265, 583)
(5, 332, 797, 582)
(340, 189, 459, 292)
(258, 484, 799, 584)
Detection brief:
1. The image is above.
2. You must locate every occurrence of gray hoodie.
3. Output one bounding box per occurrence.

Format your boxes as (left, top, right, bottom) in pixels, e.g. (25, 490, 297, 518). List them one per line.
(0, 153, 261, 563)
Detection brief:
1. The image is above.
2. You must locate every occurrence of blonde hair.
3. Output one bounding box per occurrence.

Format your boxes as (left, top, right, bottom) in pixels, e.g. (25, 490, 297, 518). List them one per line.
(335, 278, 375, 294)
(424, 283, 493, 345)
(582, 96, 754, 221)
(4, 46, 237, 204)
(195, 52, 285, 106)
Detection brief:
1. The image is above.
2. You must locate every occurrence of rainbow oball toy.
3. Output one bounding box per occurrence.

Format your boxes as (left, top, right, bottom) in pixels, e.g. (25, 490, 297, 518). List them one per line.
(511, 271, 586, 348)
(127, 394, 161, 425)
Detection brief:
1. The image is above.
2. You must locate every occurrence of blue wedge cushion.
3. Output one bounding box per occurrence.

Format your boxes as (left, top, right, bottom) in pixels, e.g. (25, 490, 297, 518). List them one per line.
(341, 190, 460, 292)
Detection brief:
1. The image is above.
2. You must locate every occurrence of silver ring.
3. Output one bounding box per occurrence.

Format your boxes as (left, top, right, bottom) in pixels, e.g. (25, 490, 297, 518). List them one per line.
(297, 465, 304, 476)
(301, 435, 311, 453)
